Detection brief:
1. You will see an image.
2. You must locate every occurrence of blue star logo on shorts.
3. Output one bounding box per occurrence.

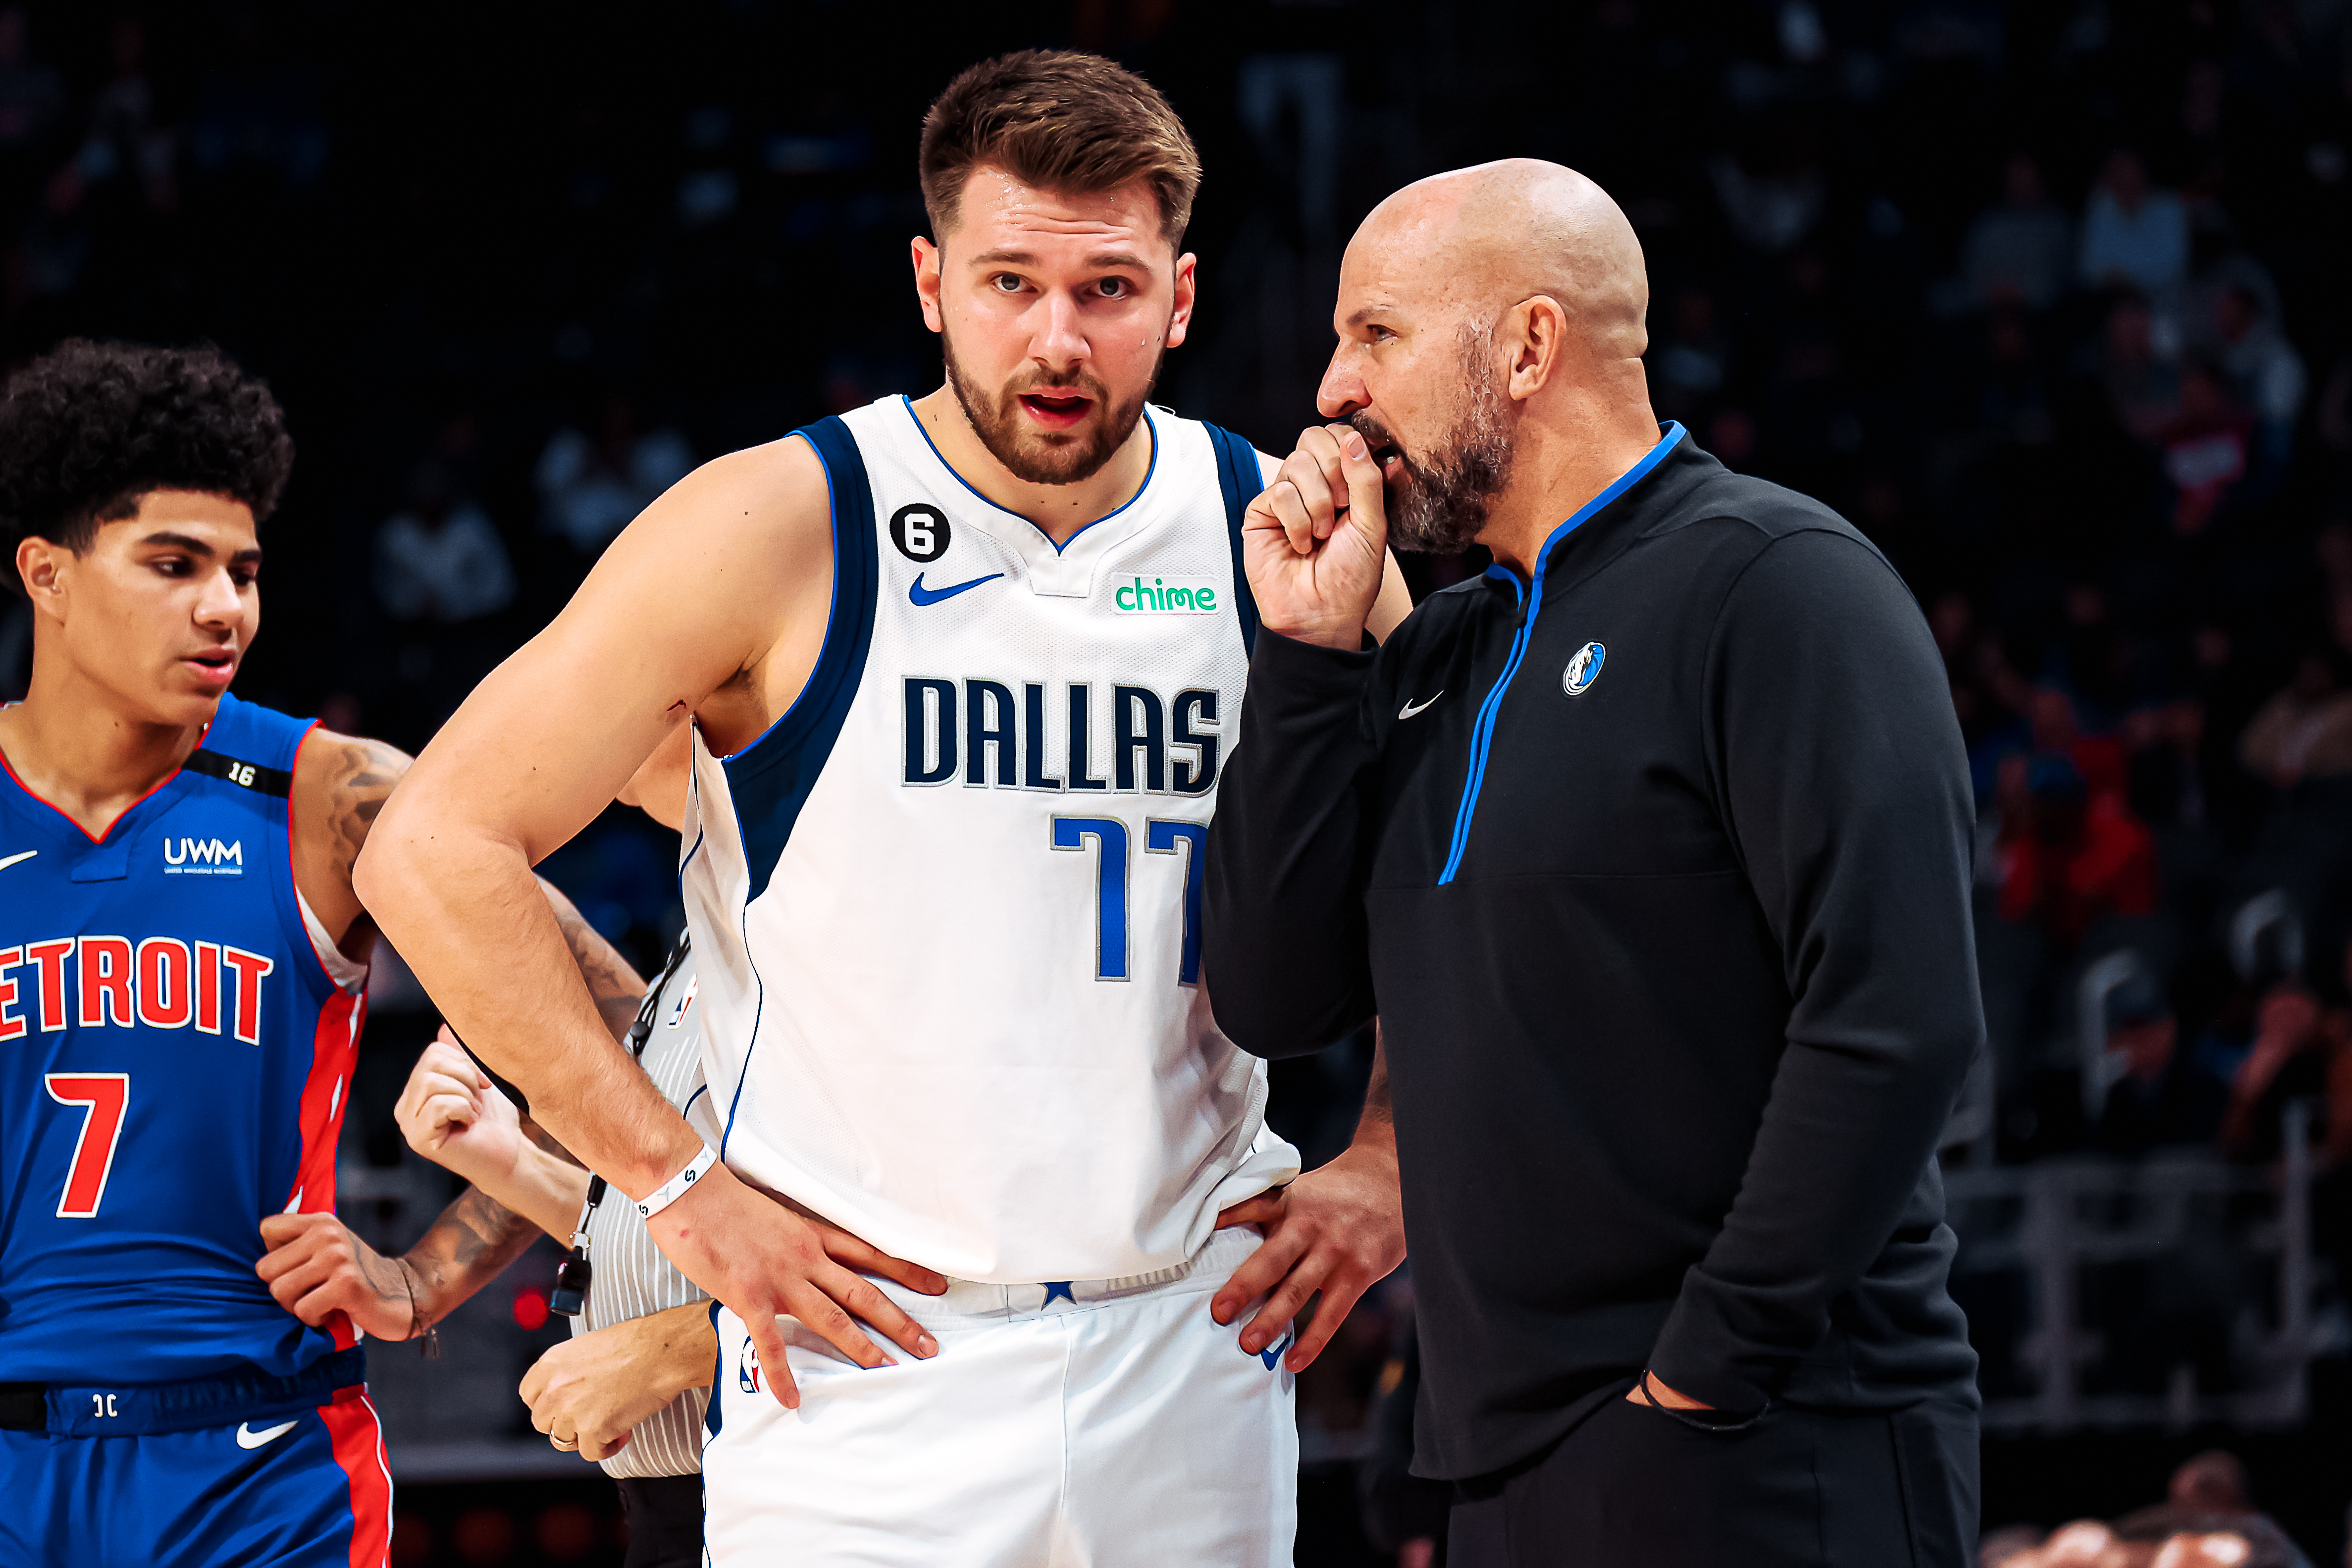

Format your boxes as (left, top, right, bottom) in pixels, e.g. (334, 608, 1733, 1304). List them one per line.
(1043, 1281, 1075, 1307)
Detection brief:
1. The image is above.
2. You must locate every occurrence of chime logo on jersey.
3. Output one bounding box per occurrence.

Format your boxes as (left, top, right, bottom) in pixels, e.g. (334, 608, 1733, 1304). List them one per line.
(162, 836, 245, 876)
(1110, 575, 1220, 615)
(0, 935, 274, 1043)
(901, 678, 1222, 794)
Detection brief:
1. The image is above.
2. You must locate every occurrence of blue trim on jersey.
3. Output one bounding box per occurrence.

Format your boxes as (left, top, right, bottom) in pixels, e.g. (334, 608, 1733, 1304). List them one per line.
(716, 417, 878, 1157)
(894, 396, 1159, 556)
(1204, 424, 1263, 657)
(721, 899, 766, 1161)
(1436, 423, 1684, 886)
(722, 419, 882, 903)
(704, 1300, 725, 1440)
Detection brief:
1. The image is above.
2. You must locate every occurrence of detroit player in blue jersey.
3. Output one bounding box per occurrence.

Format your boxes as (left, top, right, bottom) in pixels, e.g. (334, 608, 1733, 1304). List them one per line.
(0, 340, 651, 1567)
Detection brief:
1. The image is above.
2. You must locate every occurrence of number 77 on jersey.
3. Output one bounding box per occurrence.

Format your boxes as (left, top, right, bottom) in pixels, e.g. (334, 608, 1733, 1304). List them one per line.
(1051, 817, 1205, 986)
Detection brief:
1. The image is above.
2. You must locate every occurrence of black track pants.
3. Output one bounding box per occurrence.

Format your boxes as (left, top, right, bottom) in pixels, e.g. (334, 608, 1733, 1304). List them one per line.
(1446, 1393, 1978, 1568)
(617, 1474, 703, 1568)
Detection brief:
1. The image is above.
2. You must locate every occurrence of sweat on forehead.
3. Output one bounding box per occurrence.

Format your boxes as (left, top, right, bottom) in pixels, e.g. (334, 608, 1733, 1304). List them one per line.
(1346, 158, 1649, 356)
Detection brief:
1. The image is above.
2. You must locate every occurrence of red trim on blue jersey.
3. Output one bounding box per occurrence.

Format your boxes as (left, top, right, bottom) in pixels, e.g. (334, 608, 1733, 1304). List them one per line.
(321, 1389, 394, 1568)
(286, 986, 367, 1350)
(276, 718, 371, 1357)
(0, 727, 210, 845)
(280, 720, 348, 992)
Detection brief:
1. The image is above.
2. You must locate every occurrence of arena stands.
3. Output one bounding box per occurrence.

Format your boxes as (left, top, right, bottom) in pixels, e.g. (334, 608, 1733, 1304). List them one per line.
(2, 3, 2347, 1562)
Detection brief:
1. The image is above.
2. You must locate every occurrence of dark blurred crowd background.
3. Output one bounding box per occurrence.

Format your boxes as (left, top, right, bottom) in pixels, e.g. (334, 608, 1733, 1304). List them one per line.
(3, 1, 2352, 1564)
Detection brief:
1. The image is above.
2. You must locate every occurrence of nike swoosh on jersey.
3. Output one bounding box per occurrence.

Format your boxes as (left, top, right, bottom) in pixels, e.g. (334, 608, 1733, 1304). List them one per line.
(908, 571, 1004, 607)
(236, 1418, 300, 1449)
(1398, 692, 1444, 720)
(0, 849, 38, 872)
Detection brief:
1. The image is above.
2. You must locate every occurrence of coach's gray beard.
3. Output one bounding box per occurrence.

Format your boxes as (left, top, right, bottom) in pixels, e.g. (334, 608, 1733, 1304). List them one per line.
(942, 334, 1162, 487)
(1356, 327, 1516, 556)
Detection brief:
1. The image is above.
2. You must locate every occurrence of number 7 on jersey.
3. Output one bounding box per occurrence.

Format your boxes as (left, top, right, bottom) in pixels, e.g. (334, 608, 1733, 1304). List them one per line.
(1051, 817, 1205, 986)
(45, 1072, 129, 1218)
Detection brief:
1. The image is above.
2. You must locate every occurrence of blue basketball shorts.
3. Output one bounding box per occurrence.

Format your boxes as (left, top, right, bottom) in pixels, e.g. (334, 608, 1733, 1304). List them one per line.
(0, 1346, 393, 1568)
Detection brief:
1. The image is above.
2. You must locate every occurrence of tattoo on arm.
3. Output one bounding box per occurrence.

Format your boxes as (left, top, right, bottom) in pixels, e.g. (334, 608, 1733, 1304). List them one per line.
(540, 879, 648, 1042)
(404, 1186, 544, 1316)
(354, 1231, 410, 1305)
(325, 735, 415, 889)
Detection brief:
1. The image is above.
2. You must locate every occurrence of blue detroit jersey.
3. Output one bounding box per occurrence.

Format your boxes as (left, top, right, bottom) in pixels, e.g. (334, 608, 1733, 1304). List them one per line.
(0, 693, 366, 1384)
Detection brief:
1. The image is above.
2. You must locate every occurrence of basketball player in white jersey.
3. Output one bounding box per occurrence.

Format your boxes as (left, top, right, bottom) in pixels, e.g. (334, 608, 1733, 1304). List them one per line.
(360, 51, 1412, 1563)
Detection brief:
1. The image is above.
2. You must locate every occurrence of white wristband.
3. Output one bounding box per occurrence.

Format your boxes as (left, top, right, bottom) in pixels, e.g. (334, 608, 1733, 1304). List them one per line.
(635, 1144, 719, 1221)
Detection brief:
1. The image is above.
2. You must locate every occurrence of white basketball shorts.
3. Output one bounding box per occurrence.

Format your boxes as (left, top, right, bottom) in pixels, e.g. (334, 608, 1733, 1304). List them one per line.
(702, 1224, 1298, 1566)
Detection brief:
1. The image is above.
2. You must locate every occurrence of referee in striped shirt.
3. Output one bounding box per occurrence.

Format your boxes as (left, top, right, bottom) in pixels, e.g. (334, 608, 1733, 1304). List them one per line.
(397, 946, 945, 1566)
(395, 943, 717, 1565)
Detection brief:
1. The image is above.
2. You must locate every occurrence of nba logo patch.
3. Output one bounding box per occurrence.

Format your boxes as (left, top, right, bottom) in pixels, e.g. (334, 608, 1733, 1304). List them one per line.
(739, 1337, 762, 1394)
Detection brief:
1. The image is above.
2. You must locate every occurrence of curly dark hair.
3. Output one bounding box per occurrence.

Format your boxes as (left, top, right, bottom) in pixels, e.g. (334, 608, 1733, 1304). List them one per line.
(0, 338, 296, 597)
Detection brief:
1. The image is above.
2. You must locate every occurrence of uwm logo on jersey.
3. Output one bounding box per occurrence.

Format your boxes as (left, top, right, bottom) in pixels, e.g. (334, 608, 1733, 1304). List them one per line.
(0, 935, 274, 1044)
(902, 679, 1222, 795)
(162, 835, 244, 876)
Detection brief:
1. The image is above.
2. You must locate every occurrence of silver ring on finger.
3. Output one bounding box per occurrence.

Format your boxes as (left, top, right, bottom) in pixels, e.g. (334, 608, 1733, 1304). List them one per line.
(550, 1434, 578, 1451)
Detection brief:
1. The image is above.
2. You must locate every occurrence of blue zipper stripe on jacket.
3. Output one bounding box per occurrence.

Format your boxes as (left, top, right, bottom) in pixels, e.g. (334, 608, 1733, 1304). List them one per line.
(1436, 423, 1686, 886)
(1443, 570, 1526, 876)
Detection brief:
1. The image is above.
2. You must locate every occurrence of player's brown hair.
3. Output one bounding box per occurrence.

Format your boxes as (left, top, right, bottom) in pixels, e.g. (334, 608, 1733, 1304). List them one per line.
(919, 50, 1202, 251)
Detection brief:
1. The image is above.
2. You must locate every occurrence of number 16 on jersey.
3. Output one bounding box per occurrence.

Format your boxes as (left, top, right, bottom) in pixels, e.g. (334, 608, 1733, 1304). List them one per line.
(1051, 817, 1205, 986)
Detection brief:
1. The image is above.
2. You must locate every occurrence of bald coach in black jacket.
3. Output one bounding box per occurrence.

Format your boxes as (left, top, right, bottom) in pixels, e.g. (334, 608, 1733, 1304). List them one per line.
(1205, 159, 1983, 1567)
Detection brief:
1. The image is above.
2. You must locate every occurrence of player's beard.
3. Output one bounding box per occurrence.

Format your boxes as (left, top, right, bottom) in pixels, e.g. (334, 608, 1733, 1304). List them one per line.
(941, 329, 1164, 486)
(1351, 320, 1516, 556)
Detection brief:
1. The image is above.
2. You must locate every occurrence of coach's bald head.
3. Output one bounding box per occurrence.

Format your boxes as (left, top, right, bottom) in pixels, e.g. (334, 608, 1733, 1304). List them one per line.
(1352, 159, 1649, 362)
(1317, 159, 1661, 560)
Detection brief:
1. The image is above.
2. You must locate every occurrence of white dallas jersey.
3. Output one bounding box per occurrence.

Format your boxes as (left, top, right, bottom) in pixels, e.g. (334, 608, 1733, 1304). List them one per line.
(682, 395, 1301, 1285)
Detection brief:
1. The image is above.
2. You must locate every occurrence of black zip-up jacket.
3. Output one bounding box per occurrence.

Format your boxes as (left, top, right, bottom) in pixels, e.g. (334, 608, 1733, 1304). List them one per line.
(1203, 429, 1983, 1480)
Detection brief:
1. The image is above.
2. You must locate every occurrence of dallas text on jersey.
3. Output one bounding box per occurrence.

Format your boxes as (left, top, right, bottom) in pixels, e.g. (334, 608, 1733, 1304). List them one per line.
(901, 679, 1222, 793)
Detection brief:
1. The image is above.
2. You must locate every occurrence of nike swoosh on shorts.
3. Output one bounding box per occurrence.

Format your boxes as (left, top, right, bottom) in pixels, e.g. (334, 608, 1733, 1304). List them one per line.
(909, 571, 1004, 607)
(236, 1418, 300, 1449)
